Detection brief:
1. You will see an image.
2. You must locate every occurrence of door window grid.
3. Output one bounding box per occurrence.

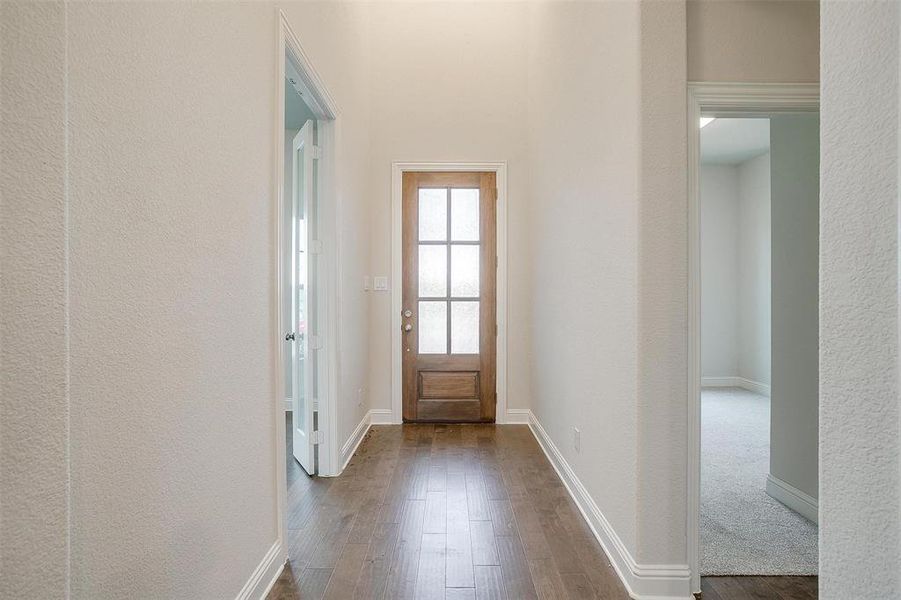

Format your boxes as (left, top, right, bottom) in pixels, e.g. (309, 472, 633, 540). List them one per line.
(417, 187, 480, 354)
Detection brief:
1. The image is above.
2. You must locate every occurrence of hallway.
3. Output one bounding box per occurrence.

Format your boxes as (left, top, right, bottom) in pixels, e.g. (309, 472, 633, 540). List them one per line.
(268, 420, 629, 599)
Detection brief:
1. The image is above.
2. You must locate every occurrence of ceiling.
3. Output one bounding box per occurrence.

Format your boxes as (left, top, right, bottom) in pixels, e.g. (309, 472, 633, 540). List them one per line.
(700, 118, 770, 165)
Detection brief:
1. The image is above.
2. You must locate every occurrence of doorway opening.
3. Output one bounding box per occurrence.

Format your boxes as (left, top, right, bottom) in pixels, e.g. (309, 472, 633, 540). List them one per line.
(274, 11, 341, 562)
(688, 84, 820, 597)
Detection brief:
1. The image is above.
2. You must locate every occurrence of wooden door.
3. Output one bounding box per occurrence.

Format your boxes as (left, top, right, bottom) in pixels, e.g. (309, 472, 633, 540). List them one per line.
(402, 172, 497, 422)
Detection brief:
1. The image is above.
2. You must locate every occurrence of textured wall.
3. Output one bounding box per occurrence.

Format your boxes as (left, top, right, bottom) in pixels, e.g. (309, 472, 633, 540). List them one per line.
(0, 2, 70, 598)
(820, 1, 901, 596)
(700, 165, 741, 379)
(635, 0, 688, 566)
(2, 2, 378, 596)
(364, 1, 532, 415)
(687, 0, 819, 83)
(770, 115, 819, 501)
(64, 4, 278, 597)
(527, 0, 641, 555)
(737, 153, 770, 387)
(700, 156, 771, 387)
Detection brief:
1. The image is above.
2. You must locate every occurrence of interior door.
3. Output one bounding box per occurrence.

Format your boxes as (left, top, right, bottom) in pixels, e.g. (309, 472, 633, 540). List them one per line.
(402, 172, 497, 422)
(291, 120, 315, 474)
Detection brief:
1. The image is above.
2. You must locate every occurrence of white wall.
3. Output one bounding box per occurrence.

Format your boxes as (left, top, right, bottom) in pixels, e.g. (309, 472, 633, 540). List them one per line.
(0, 2, 70, 597)
(529, 0, 689, 580)
(527, 0, 642, 557)
(821, 1, 901, 596)
(687, 0, 819, 83)
(737, 152, 771, 388)
(1, 2, 374, 597)
(700, 165, 740, 379)
(634, 0, 689, 567)
(64, 4, 278, 596)
(770, 115, 819, 504)
(700, 153, 770, 388)
(365, 1, 531, 416)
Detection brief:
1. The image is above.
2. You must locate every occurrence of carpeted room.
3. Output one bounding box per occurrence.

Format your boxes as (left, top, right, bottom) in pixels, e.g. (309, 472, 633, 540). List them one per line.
(699, 117, 819, 576)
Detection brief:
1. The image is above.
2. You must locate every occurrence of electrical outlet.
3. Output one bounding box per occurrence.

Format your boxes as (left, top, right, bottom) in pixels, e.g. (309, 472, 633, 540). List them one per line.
(573, 427, 581, 454)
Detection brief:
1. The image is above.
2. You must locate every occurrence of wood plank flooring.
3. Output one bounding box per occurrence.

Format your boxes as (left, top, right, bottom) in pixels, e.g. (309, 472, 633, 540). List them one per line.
(269, 419, 628, 599)
(271, 416, 818, 600)
(700, 577, 818, 599)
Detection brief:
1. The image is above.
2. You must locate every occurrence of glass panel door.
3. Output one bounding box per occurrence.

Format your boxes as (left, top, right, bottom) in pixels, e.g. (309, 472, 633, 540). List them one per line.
(416, 187, 481, 355)
(402, 171, 497, 423)
(291, 120, 315, 475)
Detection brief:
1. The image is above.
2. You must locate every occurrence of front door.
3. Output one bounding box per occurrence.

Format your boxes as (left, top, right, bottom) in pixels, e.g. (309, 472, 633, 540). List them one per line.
(402, 171, 497, 422)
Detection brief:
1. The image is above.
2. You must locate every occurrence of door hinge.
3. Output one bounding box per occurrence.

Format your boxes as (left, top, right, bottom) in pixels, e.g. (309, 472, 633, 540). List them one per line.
(310, 239, 323, 254)
(312, 430, 322, 444)
(312, 145, 322, 160)
(311, 335, 322, 350)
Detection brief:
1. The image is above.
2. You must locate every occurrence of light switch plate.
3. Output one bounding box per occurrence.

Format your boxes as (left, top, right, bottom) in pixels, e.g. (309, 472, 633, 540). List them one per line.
(363, 276, 371, 291)
(373, 276, 389, 291)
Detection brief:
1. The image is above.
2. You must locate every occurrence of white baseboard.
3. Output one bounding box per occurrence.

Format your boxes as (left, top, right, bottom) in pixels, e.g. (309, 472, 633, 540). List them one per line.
(766, 474, 818, 524)
(504, 408, 531, 424)
(701, 376, 770, 396)
(340, 410, 372, 473)
(370, 408, 395, 424)
(736, 377, 770, 396)
(701, 376, 740, 388)
(234, 540, 285, 600)
(528, 411, 692, 600)
(339, 409, 399, 473)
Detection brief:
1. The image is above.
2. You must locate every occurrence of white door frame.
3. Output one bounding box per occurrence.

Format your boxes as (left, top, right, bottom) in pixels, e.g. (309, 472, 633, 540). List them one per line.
(390, 162, 509, 424)
(686, 82, 819, 594)
(274, 8, 341, 559)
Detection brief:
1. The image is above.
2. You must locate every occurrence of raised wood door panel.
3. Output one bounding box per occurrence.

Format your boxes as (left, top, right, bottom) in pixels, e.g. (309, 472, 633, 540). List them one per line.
(402, 171, 497, 422)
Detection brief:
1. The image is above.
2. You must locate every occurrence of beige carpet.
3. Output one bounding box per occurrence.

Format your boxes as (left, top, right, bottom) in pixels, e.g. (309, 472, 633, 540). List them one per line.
(700, 387, 818, 575)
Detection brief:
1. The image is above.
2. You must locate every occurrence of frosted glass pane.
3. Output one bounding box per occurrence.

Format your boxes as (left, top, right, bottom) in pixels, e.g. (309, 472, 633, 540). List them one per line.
(419, 188, 447, 241)
(419, 245, 447, 297)
(451, 301, 479, 354)
(451, 189, 479, 241)
(451, 245, 479, 297)
(419, 301, 447, 354)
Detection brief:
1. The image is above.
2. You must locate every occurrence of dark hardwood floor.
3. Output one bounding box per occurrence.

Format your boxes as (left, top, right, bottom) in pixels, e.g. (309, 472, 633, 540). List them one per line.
(270, 418, 628, 599)
(700, 576, 818, 599)
(271, 415, 818, 600)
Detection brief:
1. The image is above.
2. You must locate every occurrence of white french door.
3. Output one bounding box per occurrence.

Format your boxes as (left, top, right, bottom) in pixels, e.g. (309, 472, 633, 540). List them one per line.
(290, 120, 316, 475)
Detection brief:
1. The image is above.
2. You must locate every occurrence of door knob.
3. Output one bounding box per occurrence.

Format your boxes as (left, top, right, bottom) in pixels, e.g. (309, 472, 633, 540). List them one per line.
(285, 332, 295, 341)
(403, 323, 412, 332)
(403, 309, 412, 318)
